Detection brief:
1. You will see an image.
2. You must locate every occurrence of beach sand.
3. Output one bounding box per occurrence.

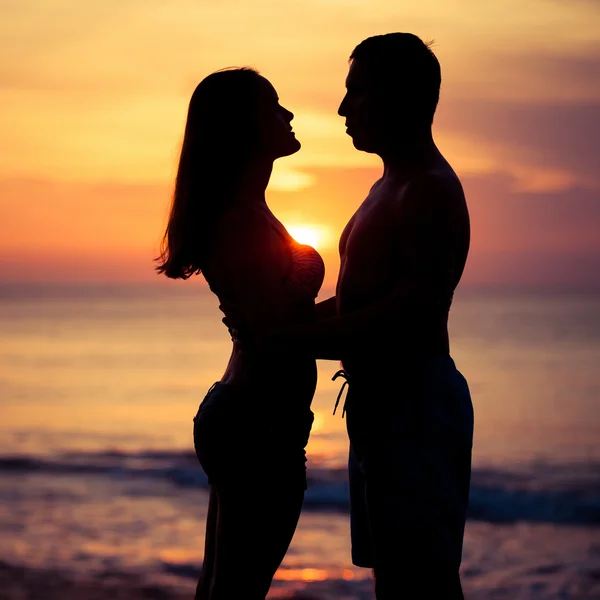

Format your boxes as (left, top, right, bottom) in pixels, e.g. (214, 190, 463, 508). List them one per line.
(2, 558, 600, 600)
(0, 561, 189, 600)
(0, 561, 345, 600)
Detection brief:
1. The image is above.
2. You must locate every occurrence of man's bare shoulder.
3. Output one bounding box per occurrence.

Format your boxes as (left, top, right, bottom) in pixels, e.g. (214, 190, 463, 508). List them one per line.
(397, 165, 466, 219)
(406, 164, 463, 197)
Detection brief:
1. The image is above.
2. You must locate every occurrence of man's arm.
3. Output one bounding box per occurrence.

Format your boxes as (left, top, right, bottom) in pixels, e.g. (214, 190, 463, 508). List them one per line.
(280, 275, 432, 360)
(315, 296, 337, 320)
(272, 176, 458, 359)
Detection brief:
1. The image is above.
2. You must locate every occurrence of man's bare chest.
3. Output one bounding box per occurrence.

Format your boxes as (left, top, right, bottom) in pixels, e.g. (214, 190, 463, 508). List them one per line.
(342, 191, 403, 259)
(338, 192, 406, 295)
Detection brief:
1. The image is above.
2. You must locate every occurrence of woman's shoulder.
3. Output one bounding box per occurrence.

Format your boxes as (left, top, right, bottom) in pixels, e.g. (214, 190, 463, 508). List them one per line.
(217, 205, 270, 238)
(210, 205, 289, 270)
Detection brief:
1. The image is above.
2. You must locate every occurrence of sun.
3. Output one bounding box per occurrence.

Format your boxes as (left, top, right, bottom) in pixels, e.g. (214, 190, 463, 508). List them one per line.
(286, 224, 326, 249)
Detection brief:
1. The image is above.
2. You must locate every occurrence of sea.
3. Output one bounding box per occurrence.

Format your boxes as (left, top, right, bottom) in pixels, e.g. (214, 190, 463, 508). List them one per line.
(0, 282, 599, 599)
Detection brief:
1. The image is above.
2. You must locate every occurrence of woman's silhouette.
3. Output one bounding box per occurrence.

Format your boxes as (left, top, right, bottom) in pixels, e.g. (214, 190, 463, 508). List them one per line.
(156, 68, 324, 600)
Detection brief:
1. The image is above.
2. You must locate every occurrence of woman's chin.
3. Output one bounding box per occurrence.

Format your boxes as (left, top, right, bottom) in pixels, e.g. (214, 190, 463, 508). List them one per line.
(289, 137, 302, 154)
(277, 137, 301, 158)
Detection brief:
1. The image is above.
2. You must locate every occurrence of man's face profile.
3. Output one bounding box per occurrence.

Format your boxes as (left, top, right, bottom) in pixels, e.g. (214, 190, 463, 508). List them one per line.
(338, 60, 379, 153)
(338, 59, 401, 155)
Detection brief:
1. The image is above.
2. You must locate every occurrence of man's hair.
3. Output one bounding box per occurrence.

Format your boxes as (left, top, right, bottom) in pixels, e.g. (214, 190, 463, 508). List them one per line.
(350, 33, 441, 125)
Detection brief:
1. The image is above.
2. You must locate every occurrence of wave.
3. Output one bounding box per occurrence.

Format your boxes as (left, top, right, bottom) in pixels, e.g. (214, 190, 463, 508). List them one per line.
(2, 451, 599, 526)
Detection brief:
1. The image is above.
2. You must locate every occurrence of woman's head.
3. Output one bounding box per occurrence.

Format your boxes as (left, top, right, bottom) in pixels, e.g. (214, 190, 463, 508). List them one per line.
(156, 68, 300, 279)
(184, 68, 300, 164)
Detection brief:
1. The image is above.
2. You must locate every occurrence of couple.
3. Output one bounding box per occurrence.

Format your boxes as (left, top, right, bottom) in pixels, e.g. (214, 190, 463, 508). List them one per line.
(157, 32, 474, 600)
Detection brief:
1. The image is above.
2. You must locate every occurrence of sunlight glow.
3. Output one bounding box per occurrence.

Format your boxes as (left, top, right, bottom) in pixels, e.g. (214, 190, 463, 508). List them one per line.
(275, 568, 328, 582)
(287, 224, 329, 249)
(269, 166, 315, 192)
(310, 411, 325, 433)
(274, 567, 367, 583)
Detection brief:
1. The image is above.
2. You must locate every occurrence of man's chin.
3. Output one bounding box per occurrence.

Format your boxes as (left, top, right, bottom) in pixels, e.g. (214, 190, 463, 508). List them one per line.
(351, 136, 377, 154)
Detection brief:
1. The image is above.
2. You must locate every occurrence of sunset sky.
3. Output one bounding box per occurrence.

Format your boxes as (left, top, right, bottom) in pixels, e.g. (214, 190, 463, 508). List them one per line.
(1, 0, 599, 289)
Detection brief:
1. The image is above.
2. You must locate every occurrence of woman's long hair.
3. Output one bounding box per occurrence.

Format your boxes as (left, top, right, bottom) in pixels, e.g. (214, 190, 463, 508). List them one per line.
(156, 68, 262, 279)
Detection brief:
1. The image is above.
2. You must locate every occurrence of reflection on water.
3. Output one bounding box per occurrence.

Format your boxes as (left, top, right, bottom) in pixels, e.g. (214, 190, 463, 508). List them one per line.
(0, 284, 599, 599)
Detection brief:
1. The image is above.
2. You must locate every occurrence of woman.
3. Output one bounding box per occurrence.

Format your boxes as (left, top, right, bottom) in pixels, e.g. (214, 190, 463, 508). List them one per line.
(156, 68, 324, 600)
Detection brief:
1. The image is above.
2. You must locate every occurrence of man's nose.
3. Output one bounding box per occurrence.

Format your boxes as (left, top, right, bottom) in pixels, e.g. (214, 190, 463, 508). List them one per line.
(338, 94, 348, 117)
(284, 107, 294, 121)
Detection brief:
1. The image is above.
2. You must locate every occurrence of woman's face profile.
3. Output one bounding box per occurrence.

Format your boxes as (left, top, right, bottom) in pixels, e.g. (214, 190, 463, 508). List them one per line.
(254, 76, 301, 159)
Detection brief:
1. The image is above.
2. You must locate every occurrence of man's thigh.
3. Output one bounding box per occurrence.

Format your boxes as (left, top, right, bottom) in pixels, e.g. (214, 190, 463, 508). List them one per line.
(363, 433, 470, 566)
(345, 358, 473, 575)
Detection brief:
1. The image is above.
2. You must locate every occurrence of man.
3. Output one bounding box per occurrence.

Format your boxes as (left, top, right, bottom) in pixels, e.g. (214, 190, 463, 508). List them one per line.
(303, 33, 472, 599)
(232, 32, 473, 598)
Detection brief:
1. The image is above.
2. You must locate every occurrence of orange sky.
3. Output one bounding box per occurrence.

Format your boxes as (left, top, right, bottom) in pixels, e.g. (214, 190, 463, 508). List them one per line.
(1, 0, 599, 288)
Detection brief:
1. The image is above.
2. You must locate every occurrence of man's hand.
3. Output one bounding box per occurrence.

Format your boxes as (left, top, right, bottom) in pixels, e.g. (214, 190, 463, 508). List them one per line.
(220, 306, 255, 350)
(219, 301, 305, 354)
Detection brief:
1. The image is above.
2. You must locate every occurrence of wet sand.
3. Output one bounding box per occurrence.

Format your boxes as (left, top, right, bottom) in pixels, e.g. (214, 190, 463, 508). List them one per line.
(0, 561, 188, 600)
(0, 561, 334, 600)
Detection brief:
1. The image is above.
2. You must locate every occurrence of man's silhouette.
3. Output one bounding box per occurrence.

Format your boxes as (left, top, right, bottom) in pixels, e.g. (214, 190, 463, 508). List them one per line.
(304, 33, 474, 599)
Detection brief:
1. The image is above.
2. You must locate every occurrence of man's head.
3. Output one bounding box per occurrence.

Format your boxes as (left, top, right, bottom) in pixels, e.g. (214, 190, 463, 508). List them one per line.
(338, 33, 441, 154)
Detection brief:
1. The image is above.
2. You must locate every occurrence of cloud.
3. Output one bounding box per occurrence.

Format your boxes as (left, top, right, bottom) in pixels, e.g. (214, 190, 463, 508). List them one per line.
(464, 172, 600, 250)
(1, 1, 599, 288)
(270, 165, 315, 192)
(1, 168, 599, 289)
(445, 50, 600, 104)
(1, 0, 598, 187)
(437, 98, 600, 190)
(271, 166, 600, 289)
(462, 171, 600, 288)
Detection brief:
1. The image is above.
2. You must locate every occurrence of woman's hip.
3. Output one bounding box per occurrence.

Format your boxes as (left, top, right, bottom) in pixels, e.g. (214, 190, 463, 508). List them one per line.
(192, 382, 314, 484)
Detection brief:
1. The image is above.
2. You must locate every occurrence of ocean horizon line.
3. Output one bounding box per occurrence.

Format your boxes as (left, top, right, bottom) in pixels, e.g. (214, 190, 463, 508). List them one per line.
(1, 280, 599, 300)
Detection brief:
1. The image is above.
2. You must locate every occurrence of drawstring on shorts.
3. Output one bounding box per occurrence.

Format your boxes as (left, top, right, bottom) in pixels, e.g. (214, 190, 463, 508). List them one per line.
(332, 369, 350, 417)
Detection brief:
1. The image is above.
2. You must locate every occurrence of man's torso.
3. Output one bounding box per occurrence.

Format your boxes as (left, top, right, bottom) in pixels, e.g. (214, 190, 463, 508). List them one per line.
(336, 158, 470, 377)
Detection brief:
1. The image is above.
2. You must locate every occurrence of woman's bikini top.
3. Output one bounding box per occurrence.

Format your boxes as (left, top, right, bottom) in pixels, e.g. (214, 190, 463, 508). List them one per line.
(284, 240, 325, 302)
(207, 227, 325, 323)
